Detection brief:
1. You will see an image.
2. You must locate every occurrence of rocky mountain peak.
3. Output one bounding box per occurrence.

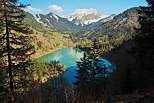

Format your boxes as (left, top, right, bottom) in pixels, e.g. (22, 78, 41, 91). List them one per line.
(62, 8, 107, 26)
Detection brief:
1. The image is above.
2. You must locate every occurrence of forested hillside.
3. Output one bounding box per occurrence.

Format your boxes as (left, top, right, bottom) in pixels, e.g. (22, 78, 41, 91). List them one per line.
(0, 1, 68, 102)
(20, 11, 74, 59)
(0, 0, 154, 103)
(87, 7, 139, 39)
(74, 7, 140, 52)
(74, 4, 154, 102)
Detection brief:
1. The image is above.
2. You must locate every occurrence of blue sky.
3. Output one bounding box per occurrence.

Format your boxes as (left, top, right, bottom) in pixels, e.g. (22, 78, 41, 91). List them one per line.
(20, 0, 148, 16)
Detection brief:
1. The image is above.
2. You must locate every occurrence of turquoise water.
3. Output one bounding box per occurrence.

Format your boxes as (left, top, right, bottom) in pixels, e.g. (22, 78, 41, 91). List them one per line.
(37, 47, 84, 67)
(36, 47, 112, 83)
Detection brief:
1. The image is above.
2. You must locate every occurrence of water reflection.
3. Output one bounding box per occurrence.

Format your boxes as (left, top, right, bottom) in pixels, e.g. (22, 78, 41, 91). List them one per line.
(36, 47, 84, 68)
(36, 47, 112, 84)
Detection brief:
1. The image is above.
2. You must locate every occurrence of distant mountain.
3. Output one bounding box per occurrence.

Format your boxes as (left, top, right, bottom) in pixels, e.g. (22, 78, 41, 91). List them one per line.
(86, 7, 140, 39)
(62, 8, 107, 26)
(86, 14, 116, 28)
(33, 12, 83, 33)
(23, 12, 52, 32)
(24, 9, 113, 33)
(22, 12, 74, 58)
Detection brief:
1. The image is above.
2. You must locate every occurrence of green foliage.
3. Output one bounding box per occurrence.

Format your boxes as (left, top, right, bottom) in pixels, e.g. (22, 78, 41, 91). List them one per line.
(74, 7, 140, 53)
(8, 61, 66, 102)
(30, 61, 66, 78)
(75, 40, 111, 102)
(0, 0, 34, 102)
(131, 0, 154, 88)
(106, 1, 154, 95)
(37, 41, 43, 49)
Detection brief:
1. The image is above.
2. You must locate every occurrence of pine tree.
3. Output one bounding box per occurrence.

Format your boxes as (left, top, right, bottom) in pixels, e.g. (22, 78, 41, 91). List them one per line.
(89, 39, 109, 99)
(0, 0, 33, 102)
(88, 39, 101, 97)
(74, 53, 91, 102)
(75, 39, 110, 102)
(132, 0, 154, 88)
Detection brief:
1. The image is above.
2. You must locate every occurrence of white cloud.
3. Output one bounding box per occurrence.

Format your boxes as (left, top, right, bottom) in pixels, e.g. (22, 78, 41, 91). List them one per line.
(27, 6, 43, 12)
(48, 5, 64, 12)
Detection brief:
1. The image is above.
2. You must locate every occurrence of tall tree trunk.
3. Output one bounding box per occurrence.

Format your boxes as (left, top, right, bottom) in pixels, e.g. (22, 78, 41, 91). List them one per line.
(4, 1, 14, 103)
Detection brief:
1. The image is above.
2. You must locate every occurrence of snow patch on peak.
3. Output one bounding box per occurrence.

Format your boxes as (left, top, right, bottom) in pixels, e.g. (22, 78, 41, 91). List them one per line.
(62, 8, 108, 26)
(34, 14, 46, 25)
(34, 14, 41, 22)
(50, 15, 52, 18)
(46, 19, 51, 25)
(72, 8, 98, 15)
(84, 19, 100, 25)
(52, 14, 59, 21)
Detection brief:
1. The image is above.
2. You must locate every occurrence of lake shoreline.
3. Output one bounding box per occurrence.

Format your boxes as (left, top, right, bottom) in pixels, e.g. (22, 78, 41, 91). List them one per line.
(31, 45, 69, 60)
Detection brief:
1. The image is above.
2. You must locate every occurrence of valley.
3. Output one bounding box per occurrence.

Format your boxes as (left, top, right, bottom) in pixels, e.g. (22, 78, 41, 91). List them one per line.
(0, 0, 154, 103)
(23, 7, 140, 59)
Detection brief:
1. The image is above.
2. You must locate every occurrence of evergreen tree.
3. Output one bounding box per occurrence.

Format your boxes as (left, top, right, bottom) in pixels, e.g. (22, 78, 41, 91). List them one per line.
(88, 39, 102, 97)
(89, 39, 109, 99)
(0, 0, 33, 102)
(75, 39, 111, 102)
(132, 0, 154, 88)
(74, 53, 91, 102)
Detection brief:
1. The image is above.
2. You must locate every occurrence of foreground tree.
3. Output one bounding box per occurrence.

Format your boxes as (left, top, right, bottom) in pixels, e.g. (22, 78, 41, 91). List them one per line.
(0, 0, 33, 102)
(132, 0, 154, 89)
(74, 53, 91, 102)
(75, 39, 111, 102)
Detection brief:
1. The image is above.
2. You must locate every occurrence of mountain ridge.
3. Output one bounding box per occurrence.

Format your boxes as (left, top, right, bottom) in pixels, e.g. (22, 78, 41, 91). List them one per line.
(86, 7, 140, 39)
(33, 12, 83, 33)
(62, 8, 108, 26)
(86, 14, 116, 28)
(22, 11, 74, 59)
